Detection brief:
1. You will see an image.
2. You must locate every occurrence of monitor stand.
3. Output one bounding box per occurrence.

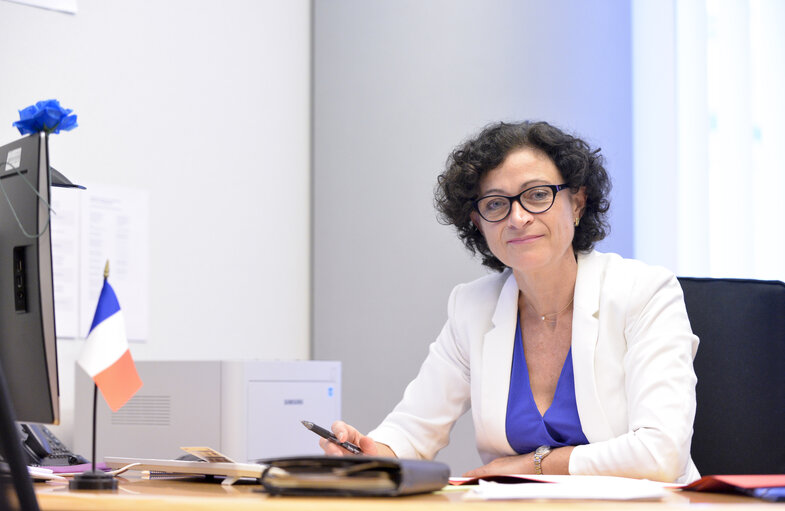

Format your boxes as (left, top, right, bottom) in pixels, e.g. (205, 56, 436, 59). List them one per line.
(0, 362, 40, 511)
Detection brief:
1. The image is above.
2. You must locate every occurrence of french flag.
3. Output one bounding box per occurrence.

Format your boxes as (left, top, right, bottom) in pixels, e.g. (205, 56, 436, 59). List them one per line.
(77, 280, 142, 412)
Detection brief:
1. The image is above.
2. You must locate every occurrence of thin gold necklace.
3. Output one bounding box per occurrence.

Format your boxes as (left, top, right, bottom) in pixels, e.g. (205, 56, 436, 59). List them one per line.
(527, 297, 574, 326)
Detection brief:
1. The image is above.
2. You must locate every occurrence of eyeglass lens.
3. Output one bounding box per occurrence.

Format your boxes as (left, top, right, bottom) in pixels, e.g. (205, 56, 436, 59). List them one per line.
(476, 186, 556, 221)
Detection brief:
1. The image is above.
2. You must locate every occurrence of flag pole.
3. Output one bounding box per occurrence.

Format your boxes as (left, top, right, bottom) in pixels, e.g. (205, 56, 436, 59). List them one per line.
(90, 383, 98, 472)
(70, 260, 118, 491)
(89, 262, 109, 472)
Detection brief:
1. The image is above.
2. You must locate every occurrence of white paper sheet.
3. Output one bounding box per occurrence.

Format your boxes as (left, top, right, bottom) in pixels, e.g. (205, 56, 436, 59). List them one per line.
(50, 183, 149, 341)
(78, 184, 149, 341)
(50, 188, 81, 338)
(1, 0, 78, 14)
(463, 475, 669, 501)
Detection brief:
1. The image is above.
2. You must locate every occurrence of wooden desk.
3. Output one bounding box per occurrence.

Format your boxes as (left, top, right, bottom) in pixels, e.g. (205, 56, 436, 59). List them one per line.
(35, 476, 783, 511)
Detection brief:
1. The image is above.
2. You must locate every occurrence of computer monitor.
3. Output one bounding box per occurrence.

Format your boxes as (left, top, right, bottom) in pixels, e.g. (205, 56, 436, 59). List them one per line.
(0, 132, 63, 510)
(0, 132, 59, 425)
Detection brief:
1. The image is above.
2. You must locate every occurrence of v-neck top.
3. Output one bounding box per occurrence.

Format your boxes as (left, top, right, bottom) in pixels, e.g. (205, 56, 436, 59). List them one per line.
(506, 315, 589, 454)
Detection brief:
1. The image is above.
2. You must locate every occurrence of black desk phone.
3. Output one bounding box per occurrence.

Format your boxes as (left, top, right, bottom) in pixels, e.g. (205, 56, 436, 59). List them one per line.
(16, 422, 88, 466)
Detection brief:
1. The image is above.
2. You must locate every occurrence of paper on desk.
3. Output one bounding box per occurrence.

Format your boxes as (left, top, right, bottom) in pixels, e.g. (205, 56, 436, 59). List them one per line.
(180, 446, 235, 463)
(463, 475, 669, 501)
(28, 466, 67, 482)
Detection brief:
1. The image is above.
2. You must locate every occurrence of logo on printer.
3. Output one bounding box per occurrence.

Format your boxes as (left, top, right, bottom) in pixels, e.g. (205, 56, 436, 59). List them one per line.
(284, 399, 304, 405)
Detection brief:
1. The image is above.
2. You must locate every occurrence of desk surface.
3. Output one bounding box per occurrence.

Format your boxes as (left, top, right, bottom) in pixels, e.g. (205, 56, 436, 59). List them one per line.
(34, 476, 784, 511)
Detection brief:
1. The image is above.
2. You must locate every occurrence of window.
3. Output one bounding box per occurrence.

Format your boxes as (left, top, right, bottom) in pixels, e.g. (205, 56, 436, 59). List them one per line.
(633, 0, 785, 280)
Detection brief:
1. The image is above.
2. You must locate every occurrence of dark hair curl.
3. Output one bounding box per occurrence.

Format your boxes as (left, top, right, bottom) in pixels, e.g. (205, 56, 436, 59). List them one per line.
(434, 121, 611, 272)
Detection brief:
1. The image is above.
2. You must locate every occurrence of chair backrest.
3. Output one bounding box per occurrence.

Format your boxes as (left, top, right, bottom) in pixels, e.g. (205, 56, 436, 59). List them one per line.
(678, 277, 785, 475)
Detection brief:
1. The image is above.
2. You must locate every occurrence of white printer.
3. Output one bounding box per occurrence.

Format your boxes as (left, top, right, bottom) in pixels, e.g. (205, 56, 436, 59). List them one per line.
(73, 360, 341, 462)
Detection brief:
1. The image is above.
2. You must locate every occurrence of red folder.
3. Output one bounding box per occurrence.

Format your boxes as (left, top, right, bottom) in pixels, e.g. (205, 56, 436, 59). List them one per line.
(683, 474, 785, 493)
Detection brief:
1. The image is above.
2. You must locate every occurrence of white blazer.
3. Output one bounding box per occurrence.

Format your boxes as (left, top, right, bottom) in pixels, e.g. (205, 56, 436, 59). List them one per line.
(368, 250, 701, 483)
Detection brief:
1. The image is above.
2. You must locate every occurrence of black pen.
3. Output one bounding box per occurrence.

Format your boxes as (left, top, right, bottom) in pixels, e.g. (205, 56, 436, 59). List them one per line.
(301, 420, 363, 455)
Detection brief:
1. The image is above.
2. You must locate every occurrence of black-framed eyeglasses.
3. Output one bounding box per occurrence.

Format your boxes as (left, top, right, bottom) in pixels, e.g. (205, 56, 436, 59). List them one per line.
(473, 184, 569, 222)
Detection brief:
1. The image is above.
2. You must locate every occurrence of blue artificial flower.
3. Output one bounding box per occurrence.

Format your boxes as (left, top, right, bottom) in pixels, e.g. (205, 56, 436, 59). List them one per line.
(13, 99, 78, 135)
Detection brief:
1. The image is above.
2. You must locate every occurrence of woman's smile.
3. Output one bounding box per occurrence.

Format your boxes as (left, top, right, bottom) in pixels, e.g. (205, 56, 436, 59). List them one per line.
(506, 234, 544, 245)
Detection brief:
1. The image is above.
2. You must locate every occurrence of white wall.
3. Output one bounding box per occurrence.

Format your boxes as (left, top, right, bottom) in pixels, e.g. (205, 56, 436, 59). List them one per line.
(0, 0, 311, 444)
(313, 0, 633, 475)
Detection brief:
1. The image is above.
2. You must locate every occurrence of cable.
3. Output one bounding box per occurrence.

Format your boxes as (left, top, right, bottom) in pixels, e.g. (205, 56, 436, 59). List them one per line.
(0, 161, 55, 239)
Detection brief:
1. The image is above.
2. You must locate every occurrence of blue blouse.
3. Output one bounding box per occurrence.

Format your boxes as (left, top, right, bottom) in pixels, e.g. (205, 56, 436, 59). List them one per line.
(506, 315, 589, 454)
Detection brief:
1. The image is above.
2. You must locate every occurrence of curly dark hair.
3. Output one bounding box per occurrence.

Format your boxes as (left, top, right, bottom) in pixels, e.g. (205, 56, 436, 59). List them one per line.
(434, 121, 611, 272)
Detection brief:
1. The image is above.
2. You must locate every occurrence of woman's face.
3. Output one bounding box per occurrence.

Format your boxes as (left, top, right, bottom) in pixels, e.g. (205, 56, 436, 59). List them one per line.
(472, 147, 585, 274)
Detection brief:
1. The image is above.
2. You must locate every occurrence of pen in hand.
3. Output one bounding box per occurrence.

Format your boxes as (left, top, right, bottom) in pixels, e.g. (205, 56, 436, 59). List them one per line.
(301, 420, 363, 455)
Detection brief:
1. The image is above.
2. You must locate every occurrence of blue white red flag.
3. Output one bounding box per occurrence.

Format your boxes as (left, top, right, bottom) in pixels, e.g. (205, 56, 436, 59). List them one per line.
(77, 280, 142, 411)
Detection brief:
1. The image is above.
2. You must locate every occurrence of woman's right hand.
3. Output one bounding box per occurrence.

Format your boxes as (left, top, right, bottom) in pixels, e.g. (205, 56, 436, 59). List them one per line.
(319, 421, 393, 457)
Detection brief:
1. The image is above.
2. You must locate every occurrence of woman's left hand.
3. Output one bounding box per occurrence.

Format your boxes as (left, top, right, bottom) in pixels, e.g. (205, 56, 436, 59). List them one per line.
(462, 446, 575, 478)
(462, 454, 532, 478)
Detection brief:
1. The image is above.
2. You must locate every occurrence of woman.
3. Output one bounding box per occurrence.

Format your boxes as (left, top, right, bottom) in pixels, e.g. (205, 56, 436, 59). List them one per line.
(320, 121, 700, 483)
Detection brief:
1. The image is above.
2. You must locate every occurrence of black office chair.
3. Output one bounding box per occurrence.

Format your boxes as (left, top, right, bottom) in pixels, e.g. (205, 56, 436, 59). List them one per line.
(678, 277, 785, 475)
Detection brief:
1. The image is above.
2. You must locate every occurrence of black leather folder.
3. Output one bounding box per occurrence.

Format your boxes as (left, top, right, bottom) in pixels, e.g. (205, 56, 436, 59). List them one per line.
(257, 456, 450, 496)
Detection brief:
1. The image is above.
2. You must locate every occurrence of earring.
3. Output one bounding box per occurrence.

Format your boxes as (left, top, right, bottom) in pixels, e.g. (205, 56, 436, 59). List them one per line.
(574, 217, 580, 227)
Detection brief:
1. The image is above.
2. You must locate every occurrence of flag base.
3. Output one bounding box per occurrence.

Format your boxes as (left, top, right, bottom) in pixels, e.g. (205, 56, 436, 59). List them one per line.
(69, 470, 118, 490)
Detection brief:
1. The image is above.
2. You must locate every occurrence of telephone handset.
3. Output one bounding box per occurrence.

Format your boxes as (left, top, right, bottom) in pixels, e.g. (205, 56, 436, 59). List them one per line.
(16, 422, 88, 466)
